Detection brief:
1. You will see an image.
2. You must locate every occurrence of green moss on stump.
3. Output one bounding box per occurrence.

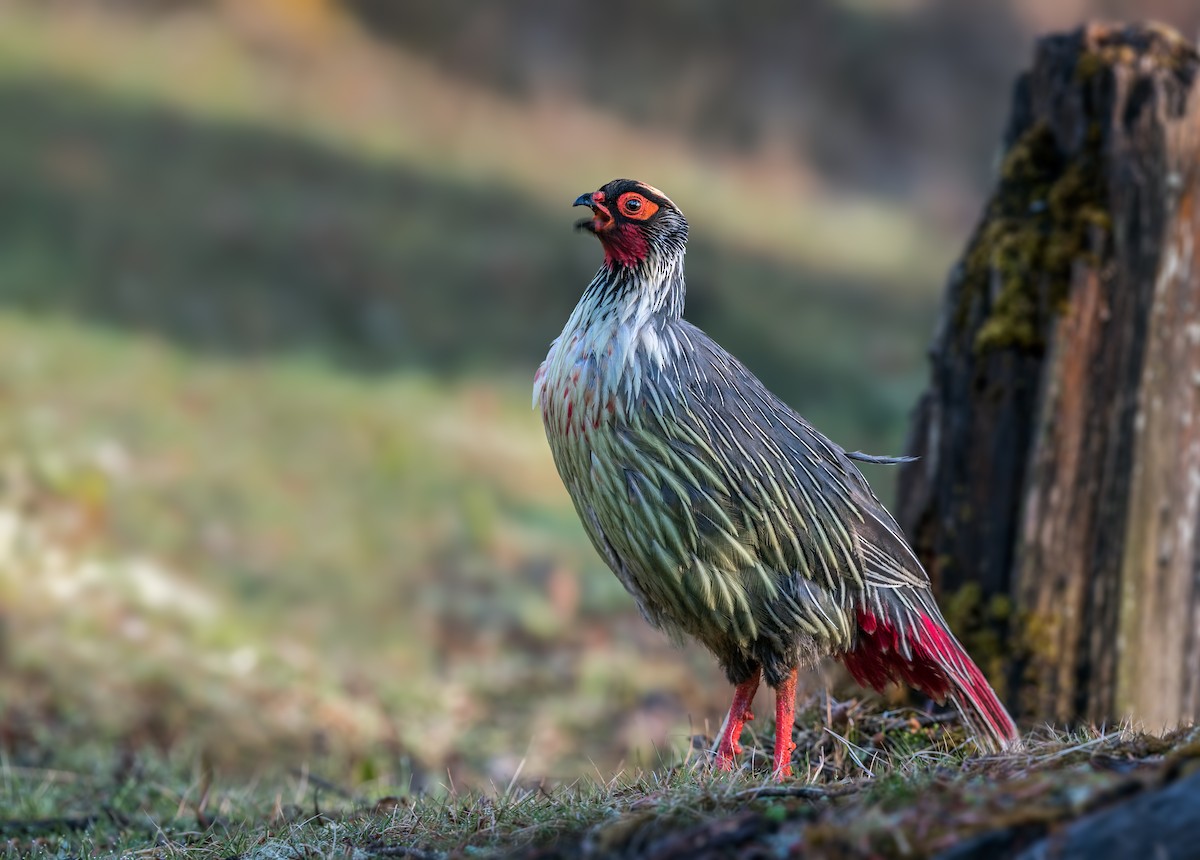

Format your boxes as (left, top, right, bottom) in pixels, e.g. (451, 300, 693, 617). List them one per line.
(959, 119, 1110, 355)
(962, 25, 1197, 356)
(942, 582, 1014, 696)
(1075, 24, 1197, 83)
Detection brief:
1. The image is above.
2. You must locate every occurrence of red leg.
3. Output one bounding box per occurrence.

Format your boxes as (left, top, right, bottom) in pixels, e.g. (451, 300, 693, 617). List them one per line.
(772, 667, 798, 780)
(713, 666, 761, 771)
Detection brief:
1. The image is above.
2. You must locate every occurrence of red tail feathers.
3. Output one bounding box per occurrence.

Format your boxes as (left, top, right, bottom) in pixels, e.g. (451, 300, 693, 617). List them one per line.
(840, 609, 1019, 753)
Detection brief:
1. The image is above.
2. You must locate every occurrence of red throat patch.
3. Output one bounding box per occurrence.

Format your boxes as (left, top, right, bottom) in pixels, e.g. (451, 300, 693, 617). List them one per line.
(601, 223, 650, 268)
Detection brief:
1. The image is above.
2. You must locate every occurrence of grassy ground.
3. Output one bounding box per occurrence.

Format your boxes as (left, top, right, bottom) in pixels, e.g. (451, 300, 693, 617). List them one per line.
(3, 710, 1197, 858)
(0, 310, 736, 786)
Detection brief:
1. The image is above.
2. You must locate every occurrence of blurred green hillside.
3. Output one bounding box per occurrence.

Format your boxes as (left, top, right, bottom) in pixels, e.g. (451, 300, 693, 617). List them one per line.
(5, 0, 1187, 793)
(0, 3, 941, 434)
(0, 77, 931, 438)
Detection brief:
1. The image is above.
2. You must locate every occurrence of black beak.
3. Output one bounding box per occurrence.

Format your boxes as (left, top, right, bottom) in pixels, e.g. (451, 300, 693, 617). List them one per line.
(573, 190, 613, 234)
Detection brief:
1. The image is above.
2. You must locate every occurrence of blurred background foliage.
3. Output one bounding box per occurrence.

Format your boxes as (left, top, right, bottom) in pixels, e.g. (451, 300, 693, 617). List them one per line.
(0, 0, 1196, 790)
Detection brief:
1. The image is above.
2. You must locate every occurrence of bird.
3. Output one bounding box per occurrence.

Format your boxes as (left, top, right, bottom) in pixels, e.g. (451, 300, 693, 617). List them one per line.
(533, 178, 1019, 779)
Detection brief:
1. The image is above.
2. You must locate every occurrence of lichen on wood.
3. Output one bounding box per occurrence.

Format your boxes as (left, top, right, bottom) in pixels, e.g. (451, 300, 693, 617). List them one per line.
(940, 582, 1014, 698)
(1074, 21, 1198, 83)
(958, 118, 1110, 355)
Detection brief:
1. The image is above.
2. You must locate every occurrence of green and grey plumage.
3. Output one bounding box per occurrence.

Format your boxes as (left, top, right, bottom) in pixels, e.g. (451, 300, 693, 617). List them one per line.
(535, 179, 1018, 750)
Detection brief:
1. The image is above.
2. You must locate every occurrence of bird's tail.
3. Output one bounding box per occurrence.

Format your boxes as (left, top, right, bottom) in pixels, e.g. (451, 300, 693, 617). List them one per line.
(841, 608, 1020, 754)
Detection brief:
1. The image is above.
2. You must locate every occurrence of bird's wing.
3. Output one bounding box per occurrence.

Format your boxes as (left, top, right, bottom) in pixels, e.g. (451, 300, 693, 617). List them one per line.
(628, 322, 935, 651)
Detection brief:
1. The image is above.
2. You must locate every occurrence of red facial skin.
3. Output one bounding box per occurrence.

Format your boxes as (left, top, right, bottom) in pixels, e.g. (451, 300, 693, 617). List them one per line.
(582, 190, 654, 268)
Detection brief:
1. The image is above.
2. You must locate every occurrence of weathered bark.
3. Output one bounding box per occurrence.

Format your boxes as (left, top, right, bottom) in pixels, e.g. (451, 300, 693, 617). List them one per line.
(1012, 768, 1200, 860)
(897, 23, 1200, 728)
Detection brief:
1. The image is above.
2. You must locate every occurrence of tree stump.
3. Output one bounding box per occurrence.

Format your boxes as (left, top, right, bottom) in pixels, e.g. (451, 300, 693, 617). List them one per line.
(897, 23, 1200, 729)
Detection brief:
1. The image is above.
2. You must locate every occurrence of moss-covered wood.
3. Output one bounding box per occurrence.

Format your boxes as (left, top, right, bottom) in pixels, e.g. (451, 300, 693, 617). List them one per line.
(961, 118, 1109, 355)
(897, 22, 1200, 729)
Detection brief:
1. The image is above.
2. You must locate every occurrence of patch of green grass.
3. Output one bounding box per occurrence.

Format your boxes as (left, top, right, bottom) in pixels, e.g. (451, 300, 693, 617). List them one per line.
(0, 309, 728, 784)
(3, 721, 1196, 858)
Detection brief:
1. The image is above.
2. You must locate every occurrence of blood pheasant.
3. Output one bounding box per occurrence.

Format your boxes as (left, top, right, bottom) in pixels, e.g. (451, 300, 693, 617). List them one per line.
(534, 179, 1019, 778)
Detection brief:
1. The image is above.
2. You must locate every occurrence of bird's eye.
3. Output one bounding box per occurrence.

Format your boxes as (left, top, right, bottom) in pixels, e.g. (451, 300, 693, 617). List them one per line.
(617, 192, 658, 220)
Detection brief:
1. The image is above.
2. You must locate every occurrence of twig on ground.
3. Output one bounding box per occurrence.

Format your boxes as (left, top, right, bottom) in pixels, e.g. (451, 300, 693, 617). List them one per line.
(735, 782, 863, 800)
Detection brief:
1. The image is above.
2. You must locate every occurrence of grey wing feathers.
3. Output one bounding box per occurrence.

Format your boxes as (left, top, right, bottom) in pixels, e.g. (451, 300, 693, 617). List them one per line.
(663, 322, 935, 619)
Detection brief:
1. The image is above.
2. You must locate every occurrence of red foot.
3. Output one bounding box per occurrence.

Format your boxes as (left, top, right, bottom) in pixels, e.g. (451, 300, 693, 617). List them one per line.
(714, 667, 761, 770)
(773, 667, 798, 780)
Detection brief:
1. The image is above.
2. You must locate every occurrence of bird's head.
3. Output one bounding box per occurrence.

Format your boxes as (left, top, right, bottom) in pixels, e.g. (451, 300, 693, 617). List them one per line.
(574, 179, 687, 269)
